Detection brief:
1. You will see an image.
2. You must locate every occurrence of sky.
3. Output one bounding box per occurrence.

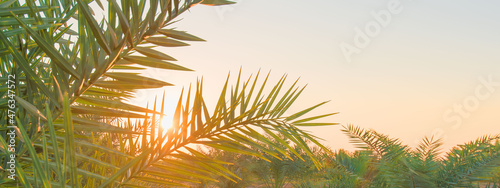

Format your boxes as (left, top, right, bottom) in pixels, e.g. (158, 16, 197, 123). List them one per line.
(129, 0, 500, 152)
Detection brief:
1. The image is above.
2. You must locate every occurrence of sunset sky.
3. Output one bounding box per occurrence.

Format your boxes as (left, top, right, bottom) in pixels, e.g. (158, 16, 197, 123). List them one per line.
(129, 0, 500, 151)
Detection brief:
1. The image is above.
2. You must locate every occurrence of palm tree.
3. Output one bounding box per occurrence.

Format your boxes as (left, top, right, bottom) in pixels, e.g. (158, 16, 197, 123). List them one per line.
(340, 125, 500, 188)
(195, 146, 256, 188)
(321, 149, 373, 187)
(0, 0, 337, 187)
(250, 134, 323, 188)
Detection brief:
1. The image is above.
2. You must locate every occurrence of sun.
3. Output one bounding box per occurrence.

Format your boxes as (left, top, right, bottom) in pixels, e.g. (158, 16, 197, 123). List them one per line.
(160, 115, 173, 130)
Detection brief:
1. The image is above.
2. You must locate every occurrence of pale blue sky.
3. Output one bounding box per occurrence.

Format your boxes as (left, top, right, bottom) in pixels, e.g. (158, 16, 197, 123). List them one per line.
(130, 0, 500, 151)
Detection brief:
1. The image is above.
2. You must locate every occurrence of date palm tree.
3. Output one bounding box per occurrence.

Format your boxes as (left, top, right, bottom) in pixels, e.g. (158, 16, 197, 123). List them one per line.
(0, 0, 337, 187)
(340, 125, 500, 188)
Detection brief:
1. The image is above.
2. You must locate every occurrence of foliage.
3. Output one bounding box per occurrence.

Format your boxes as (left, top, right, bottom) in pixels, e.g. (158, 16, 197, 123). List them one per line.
(320, 149, 373, 188)
(0, 0, 337, 187)
(196, 147, 256, 188)
(249, 134, 320, 188)
(1, 0, 498, 187)
(188, 126, 500, 188)
(192, 133, 325, 188)
(337, 125, 500, 188)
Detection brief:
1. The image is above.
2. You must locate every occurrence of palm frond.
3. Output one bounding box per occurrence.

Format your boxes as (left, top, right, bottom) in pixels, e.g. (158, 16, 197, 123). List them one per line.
(438, 134, 500, 187)
(100, 71, 336, 187)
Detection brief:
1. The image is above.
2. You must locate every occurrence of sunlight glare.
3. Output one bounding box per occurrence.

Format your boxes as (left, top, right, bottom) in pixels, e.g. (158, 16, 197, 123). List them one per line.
(161, 116, 173, 130)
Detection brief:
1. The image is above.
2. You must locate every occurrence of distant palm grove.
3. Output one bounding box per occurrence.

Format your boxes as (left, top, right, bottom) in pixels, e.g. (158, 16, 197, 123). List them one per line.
(195, 126, 500, 187)
(0, 0, 499, 187)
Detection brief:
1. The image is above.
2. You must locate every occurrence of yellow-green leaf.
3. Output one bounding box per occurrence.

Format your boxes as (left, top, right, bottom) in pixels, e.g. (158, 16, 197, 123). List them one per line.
(201, 0, 236, 6)
(70, 106, 148, 118)
(95, 81, 168, 89)
(145, 37, 190, 47)
(77, 95, 161, 114)
(105, 72, 173, 87)
(115, 59, 135, 65)
(135, 46, 177, 61)
(158, 29, 205, 41)
(76, 0, 111, 55)
(14, 96, 47, 121)
(111, 65, 145, 70)
(123, 56, 192, 71)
